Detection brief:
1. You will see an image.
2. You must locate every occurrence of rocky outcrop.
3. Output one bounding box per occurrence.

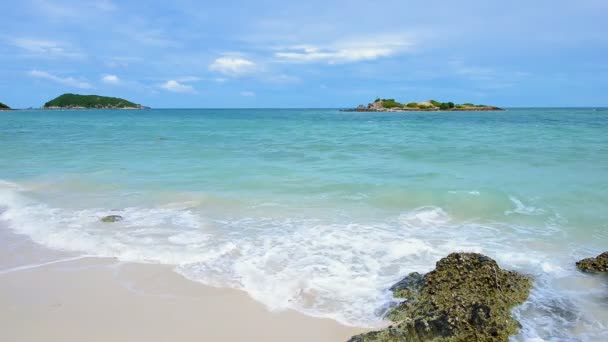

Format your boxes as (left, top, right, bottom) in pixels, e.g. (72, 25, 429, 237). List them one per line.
(349, 253, 532, 342)
(576, 252, 608, 273)
(341, 99, 503, 112)
(101, 215, 123, 223)
(368, 101, 385, 111)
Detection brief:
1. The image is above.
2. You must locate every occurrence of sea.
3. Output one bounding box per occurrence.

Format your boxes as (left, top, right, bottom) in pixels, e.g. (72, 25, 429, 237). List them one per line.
(1, 108, 607, 341)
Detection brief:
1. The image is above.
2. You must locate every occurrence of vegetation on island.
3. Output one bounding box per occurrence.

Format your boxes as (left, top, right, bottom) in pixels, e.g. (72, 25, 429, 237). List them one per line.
(43, 93, 147, 109)
(0, 101, 10, 110)
(366, 98, 500, 111)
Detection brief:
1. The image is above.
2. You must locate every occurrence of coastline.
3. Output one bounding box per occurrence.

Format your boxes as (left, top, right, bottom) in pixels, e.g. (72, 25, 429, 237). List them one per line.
(0, 229, 367, 342)
(2, 108, 608, 340)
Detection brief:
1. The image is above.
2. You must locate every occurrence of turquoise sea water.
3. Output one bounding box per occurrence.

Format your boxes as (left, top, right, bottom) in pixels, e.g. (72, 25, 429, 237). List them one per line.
(1, 108, 607, 340)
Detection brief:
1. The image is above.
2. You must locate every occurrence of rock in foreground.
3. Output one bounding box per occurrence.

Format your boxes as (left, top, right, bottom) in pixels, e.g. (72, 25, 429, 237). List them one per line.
(349, 253, 532, 342)
(576, 252, 608, 273)
(100, 215, 123, 223)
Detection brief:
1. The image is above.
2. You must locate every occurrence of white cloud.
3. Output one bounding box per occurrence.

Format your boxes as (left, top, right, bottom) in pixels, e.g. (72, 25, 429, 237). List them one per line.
(209, 56, 256, 76)
(240, 91, 256, 97)
(275, 46, 393, 63)
(176, 76, 201, 82)
(28, 70, 92, 89)
(160, 80, 196, 93)
(274, 35, 413, 64)
(101, 74, 120, 84)
(12, 38, 83, 58)
(31, 0, 116, 18)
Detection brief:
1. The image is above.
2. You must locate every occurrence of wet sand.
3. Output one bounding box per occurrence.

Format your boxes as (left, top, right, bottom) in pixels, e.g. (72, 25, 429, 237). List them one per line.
(0, 230, 367, 342)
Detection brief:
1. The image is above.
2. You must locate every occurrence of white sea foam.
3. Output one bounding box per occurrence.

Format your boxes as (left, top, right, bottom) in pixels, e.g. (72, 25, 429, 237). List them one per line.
(398, 206, 451, 229)
(0, 255, 93, 275)
(506, 196, 545, 216)
(0, 182, 606, 339)
(448, 190, 480, 196)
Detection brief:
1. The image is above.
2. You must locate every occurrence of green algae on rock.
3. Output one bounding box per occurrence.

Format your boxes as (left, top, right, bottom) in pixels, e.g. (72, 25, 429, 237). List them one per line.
(349, 253, 532, 342)
(576, 252, 608, 273)
(100, 215, 123, 223)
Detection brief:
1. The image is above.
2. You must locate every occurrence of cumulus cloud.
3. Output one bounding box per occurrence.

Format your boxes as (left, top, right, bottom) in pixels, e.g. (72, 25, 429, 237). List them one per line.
(240, 91, 256, 97)
(101, 74, 120, 84)
(274, 35, 413, 64)
(209, 56, 256, 76)
(160, 80, 196, 93)
(28, 70, 91, 89)
(12, 38, 84, 58)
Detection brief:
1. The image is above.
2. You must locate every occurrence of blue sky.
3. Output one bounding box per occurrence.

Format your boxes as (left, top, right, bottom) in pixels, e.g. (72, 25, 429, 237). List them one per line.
(1, 0, 607, 108)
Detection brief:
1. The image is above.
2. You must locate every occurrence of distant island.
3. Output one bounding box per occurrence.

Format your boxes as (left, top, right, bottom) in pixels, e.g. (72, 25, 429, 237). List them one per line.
(44, 93, 148, 109)
(344, 98, 503, 112)
(0, 101, 10, 110)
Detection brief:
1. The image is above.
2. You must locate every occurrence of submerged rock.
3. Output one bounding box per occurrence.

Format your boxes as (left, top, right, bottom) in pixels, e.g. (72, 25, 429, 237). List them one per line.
(100, 215, 123, 223)
(576, 252, 608, 273)
(349, 253, 532, 342)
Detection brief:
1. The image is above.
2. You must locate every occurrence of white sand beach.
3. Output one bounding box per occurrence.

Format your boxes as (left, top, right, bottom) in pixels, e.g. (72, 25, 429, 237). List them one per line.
(0, 229, 367, 342)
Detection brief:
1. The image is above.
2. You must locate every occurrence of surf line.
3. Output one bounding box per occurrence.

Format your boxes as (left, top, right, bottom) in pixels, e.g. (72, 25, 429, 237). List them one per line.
(0, 255, 95, 276)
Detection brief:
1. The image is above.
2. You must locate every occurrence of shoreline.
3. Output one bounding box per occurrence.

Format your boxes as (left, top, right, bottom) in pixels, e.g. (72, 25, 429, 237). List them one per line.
(0, 230, 367, 342)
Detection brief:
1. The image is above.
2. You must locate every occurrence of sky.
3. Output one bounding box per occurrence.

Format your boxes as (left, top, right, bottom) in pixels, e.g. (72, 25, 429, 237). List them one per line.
(1, 0, 607, 108)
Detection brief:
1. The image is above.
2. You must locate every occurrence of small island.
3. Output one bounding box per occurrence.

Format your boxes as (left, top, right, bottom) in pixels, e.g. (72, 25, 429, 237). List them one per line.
(44, 93, 149, 110)
(0, 101, 11, 110)
(344, 98, 503, 112)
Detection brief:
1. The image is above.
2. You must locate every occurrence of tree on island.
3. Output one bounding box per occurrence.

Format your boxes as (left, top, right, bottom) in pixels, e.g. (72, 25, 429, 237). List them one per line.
(43, 93, 146, 109)
(348, 98, 502, 112)
(0, 101, 10, 110)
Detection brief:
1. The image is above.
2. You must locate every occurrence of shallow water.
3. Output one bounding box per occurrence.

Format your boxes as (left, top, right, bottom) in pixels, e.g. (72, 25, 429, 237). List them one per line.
(1, 108, 607, 340)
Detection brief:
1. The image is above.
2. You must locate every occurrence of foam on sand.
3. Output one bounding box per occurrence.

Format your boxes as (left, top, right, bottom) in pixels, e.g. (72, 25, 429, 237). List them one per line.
(1, 181, 607, 339)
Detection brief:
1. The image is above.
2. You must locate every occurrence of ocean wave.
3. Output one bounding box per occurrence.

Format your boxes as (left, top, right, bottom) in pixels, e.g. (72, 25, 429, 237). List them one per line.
(506, 195, 546, 216)
(0, 181, 606, 339)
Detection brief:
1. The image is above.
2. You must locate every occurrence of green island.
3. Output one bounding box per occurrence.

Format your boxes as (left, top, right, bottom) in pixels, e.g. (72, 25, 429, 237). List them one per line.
(345, 98, 503, 112)
(44, 93, 148, 109)
(0, 101, 11, 110)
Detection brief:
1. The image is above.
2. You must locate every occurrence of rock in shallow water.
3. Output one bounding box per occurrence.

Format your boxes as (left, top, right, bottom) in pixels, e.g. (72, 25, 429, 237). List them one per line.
(576, 252, 608, 273)
(349, 253, 532, 342)
(100, 215, 123, 223)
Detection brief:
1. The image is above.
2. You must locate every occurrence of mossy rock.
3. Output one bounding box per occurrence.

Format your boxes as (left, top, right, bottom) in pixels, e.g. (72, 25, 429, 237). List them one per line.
(349, 253, 532, 342)
(100, 215, 123, 223)
(576, 252, 608, 273)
